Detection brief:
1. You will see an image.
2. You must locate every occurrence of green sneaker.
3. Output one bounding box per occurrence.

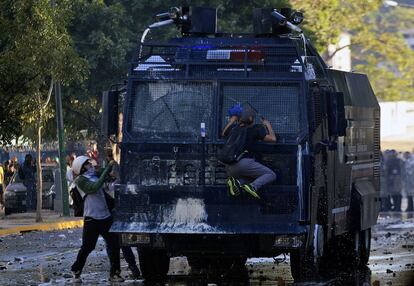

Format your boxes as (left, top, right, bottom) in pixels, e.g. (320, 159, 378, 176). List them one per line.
(241, 184, 260, 199)
(226, 177, 241, 197)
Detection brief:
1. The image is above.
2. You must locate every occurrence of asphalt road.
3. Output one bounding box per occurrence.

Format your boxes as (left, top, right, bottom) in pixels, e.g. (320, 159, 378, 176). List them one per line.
(0, 212, 413, 286)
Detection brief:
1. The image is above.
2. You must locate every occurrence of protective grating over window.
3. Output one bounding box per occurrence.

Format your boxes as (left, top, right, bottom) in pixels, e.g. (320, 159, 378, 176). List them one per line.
(221, 83, 302, 136)
(128, 81, 213, 140)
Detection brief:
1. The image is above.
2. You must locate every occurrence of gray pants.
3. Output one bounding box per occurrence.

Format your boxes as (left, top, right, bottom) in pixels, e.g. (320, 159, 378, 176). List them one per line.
(225, 158, 276, 191)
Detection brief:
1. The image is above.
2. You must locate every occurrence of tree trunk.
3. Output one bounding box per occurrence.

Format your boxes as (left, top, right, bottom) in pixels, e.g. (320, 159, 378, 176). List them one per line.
(34, 79, 53, 222)
(36, 125, 43, 222)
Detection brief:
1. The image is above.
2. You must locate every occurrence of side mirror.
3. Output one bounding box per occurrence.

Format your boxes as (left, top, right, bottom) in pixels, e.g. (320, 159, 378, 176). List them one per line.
(327, 91, 346, 137)
(102, 90, 119, 138)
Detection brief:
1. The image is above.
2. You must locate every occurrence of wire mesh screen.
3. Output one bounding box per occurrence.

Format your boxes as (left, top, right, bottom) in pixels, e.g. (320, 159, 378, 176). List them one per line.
(128, 81, 213, 140)
(221, 83, 302, 136)
(134, 42, 302, 79)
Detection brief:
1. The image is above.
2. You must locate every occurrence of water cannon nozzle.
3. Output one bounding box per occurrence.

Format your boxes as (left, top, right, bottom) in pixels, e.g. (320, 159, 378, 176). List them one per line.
(271, 10, 287, 26)
(270, 9, 302, 33)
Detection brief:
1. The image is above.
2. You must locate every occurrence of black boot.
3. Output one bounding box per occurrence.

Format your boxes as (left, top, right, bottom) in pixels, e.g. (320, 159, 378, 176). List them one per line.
(129, 265, 141, 279)
(381, 196, 391, 211)
(392, 195, 402, 211)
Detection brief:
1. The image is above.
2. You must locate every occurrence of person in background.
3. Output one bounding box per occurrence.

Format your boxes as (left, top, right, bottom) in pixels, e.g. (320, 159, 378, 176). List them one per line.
(10, 156, 18, 169)
(380, 151, 392, 211)
(66, 155, 75, 186)
(0, 163, 4, 207)
(66, 155, 75, 206)
(18, 154, 36, 211)
(3, 160, 14, 187)
(70, 155, 124, 283)
(403, 152, 414, 212)
(70, 152, 77, 160)
(386, 150, 403, 211)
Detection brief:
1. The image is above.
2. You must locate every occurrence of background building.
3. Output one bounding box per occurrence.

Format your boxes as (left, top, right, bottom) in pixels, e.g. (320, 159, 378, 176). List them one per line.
(380, 102, 414, 151)
(327, 32, 352, 72)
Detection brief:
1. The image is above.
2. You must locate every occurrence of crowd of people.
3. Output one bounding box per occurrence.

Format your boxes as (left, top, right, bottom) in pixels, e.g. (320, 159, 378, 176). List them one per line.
(0, 141, 100, 211)
(381, 149, 414, 212)
(0, 156, 25, 208)
(0, 155, 54, 210)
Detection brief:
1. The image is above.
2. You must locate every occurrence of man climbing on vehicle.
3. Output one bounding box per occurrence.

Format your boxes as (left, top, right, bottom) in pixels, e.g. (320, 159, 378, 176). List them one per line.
(220, 105, 277, 199)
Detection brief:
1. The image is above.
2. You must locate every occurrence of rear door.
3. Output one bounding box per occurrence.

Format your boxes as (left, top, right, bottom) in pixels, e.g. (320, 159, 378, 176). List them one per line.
(112, 80, 306, 234)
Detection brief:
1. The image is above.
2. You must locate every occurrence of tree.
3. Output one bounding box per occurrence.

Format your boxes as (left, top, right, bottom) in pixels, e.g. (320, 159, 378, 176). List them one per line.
(352, 6, 414, 101)
(0, 0, 88, 221)
(290, 0, 414, 101)
(61, 0, 134, 143)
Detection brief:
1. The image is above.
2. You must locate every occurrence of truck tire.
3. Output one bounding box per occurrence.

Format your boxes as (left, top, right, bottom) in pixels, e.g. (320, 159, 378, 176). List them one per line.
(290, 224, 325, 282)
(138, 248, 170, 281)
(358, 228, 371, 267)
(290, 248, 320, 282)
(324, 231, 359, 270)
(187, 256, 207, 275)
(219, 256, 248, 282)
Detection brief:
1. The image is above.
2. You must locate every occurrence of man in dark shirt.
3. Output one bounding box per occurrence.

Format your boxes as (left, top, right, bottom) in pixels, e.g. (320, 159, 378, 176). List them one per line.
(222, 107, 277, 199)
(385, 150, 403, 211)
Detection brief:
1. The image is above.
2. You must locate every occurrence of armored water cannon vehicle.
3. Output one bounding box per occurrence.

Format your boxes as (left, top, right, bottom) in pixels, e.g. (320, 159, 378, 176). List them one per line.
(102, 6, 380, 282)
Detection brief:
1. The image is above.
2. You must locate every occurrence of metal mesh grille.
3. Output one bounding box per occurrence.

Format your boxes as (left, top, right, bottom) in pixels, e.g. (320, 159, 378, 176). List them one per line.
(128, 82, 213, 140)
(373, 112, 381, 178)
(134, 43, 302, 79)
(221, 83, 301, 135)
(312, 88, 322, 129)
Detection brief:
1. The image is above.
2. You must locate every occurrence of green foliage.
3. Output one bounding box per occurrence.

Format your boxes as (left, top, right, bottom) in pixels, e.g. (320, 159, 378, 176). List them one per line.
(0, 0, 88, 144)
(290, 0, 414, 101)
(353, 6, 414, 100)
(290, 0, 382, 52)
(62, 0, 135, 140)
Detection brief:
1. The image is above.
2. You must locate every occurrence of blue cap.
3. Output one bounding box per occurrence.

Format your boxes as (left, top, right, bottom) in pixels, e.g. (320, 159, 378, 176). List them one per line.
(228, 104, 243, 117)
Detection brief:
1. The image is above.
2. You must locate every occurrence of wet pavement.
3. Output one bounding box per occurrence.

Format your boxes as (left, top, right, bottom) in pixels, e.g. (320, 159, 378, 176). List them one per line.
(0, 212, 413, 285)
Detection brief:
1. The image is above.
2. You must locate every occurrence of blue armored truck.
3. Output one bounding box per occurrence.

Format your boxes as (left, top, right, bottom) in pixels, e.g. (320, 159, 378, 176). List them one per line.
(102, 7, 380, 282)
